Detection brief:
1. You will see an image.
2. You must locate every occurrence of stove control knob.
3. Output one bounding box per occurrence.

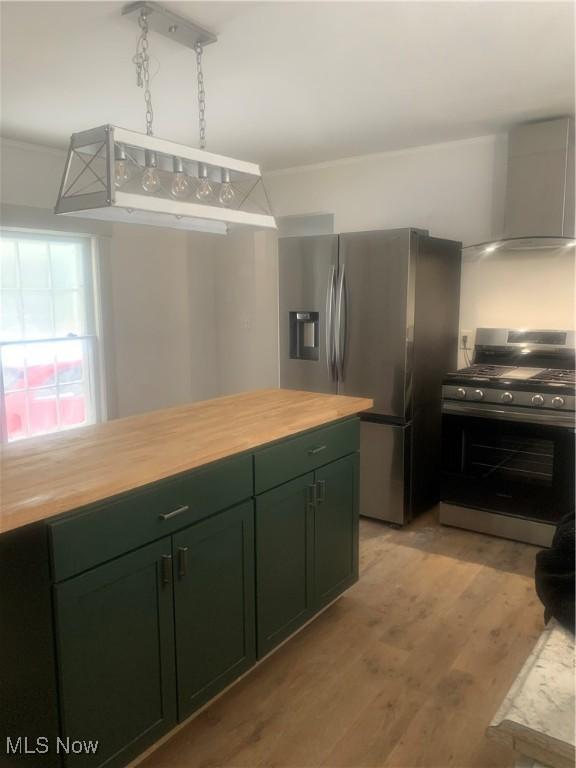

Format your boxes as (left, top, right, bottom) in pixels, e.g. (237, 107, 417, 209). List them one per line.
(471, 389, 484, 401)
(552, 396, 565, 409)
(455, 387, 467, 399)
(531, 394, 545, 406)
(501, 391, 514, 404)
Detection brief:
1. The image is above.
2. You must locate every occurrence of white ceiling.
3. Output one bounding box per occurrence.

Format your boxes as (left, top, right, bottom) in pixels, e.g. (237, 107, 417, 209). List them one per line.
(1, 1, 574, 170)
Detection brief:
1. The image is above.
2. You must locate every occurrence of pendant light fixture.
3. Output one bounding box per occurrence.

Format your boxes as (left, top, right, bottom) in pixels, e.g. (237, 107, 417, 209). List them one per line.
(55, 1, 276, 235)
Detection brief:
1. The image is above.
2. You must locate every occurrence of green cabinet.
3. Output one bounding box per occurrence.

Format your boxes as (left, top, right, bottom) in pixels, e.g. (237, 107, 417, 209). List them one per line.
(49, 455, 252, 583)
(255, 474, 315, 656)
(255, 452, 359, 657)
(314, 454, 359, 608)
(55, 502, 256, 766)
(173, 501, 255, 720)
(54, 538, 177, 768)
(254, 419, 360, 494)
(9, 417, 361, 768)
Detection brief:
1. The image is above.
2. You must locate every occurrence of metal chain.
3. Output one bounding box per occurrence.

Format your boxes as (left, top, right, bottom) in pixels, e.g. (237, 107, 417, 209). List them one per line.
(133, 11, 154, 136)
(195, 43, 206, 149)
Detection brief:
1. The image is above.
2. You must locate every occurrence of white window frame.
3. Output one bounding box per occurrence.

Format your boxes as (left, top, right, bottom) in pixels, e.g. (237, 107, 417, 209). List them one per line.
(0, 227, 106, 442)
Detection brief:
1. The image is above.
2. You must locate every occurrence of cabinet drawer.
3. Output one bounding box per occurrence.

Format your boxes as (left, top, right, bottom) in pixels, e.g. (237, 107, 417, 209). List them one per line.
(254, 418, 359, 494)
(49, 454, 253, 582)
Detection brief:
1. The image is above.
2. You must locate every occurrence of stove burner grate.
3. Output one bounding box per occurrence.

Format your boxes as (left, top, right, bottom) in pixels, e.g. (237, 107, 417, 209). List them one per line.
(448, 365, 515, 378)
(532, 369, 576, 385)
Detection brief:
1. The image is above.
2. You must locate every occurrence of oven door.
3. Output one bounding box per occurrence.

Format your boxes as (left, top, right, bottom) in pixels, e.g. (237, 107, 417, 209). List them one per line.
(441, 409, 575, 524)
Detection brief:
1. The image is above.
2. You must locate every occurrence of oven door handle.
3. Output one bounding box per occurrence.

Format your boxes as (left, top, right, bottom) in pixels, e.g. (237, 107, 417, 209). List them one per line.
(442, 401, 576, 430)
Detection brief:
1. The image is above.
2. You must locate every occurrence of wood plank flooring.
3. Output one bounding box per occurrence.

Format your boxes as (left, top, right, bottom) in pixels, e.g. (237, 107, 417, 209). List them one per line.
(139, 511, 544, 768)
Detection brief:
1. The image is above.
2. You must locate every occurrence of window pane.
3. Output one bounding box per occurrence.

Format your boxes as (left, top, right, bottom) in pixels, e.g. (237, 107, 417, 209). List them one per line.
(1, 344, 26, 391)
(50, 243, 83, 289)
(1, 291, 23, 341)
(19, 241, 51, 289)
(56, 340, 89, 428)
(0, 241, 18, 289)
(28, 386, 58, 435)
(4, 390, 28, 439)
(25, 342, 56, 388)
(58, 382, 88, 428)
(54, 291, 83, 336)
(58, 364, 83, 384)
(22, 291, 54, 338)
(56, 339, 84, 384)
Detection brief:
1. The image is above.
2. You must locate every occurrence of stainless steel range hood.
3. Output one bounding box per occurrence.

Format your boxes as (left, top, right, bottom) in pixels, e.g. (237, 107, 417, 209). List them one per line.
(467, 117, 575, 256)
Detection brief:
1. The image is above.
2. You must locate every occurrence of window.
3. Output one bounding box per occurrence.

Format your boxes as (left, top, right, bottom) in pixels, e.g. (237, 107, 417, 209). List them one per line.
(0, 231, 102, 442)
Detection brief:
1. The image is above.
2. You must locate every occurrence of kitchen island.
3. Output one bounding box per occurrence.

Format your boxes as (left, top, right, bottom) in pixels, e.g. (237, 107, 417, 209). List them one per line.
(1, 389, 372, 768)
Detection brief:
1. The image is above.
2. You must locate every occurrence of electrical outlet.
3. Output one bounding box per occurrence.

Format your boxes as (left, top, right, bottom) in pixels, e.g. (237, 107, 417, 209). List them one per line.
(460, 330, 473, 350)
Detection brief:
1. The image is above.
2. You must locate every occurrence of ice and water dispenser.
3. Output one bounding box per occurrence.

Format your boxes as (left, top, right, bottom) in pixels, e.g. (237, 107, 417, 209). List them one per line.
(289, 311, 319, 361)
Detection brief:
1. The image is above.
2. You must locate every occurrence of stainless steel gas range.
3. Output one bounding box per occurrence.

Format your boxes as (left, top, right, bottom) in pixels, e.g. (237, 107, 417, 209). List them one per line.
(440, 328, 575, 547)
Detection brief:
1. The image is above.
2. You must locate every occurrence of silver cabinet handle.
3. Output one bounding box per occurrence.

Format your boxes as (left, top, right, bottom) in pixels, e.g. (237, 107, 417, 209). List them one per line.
(161, 554, 172, 585)
(335, 264, 347, 381)
(308, 445, 327, 455)
(177, 546, 188, 579)
(316, 480, 326, 504)
(326, 264, 337, 381)
(159, 504, 190, 521)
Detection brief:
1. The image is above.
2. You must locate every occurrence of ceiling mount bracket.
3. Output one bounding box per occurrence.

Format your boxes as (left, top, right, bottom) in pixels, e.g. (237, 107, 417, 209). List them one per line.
(122, 1, 217, 50)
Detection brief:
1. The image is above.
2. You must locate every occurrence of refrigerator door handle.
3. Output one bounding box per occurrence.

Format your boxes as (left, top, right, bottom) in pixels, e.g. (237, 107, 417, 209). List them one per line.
(336, 264, 347, 381)
(326, 264, 337, 380)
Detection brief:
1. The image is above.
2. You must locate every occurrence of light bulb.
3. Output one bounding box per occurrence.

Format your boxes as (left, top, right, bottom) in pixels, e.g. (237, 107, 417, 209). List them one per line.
(141, 150, 161, 194)
(114, 144, 131, 188)
(141, 167, 161, 193)
(196, 179, 213, 200)
(195, 162, 213, 201)
(218, 169, 235, 206)
(115, 161, 130, 188)
(218, 184, 235, 206)
(171, 173, 191, 199)
(170, 157, 191, 199)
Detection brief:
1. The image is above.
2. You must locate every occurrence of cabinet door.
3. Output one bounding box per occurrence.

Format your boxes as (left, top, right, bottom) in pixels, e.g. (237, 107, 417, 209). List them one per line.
(54, 538, 176, 768)
(314, 453, 359, 609)
(256, 474, 315, 657)
(173, 501, 255, 721)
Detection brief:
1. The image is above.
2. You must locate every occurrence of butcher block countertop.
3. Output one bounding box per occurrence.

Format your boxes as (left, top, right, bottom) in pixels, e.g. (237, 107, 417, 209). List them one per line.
(1, 389, 372, 534)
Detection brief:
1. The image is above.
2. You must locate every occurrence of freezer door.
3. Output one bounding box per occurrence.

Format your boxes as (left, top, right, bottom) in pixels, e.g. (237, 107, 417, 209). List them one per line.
(279, 235, 339, 393)
(338, 230, 413, 418)
(359, 420, 411, 524)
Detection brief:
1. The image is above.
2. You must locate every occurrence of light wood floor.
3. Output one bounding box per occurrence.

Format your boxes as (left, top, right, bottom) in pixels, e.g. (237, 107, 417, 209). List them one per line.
(140, 510, 544, 768)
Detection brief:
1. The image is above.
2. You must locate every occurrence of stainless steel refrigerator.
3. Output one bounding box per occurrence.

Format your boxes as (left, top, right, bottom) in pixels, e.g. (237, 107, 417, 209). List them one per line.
(279, 228, 461, 524)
